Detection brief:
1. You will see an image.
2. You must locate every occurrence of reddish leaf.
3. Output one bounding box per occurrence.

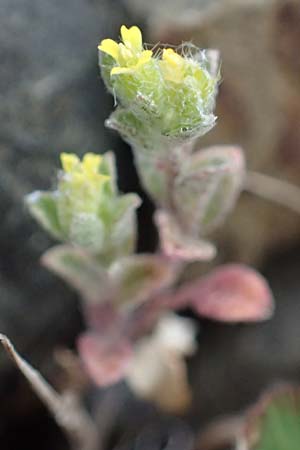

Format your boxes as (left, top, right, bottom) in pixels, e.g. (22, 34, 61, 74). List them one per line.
(174, 264, 274, 322)
(77, 332, 132, 387)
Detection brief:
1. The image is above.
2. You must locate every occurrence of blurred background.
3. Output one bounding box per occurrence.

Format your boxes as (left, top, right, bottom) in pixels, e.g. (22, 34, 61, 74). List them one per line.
(1, 0, 300, 448)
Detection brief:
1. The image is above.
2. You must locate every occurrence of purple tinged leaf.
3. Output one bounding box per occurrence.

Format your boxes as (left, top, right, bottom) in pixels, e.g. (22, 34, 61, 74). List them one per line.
(77, 332, 132, 387)
(155, 210, 216, 262)
(173, 264, 274, 322)
(83, 302, 122, 334)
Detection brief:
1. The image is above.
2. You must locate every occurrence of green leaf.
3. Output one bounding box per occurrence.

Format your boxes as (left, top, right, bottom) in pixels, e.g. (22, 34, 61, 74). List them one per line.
(42, 245, 112, 304)
(172, 145, 245, 236)
(240, 386, 300, 450)
(100, 151, 118, 195)
(69, 213, 105, 253)
(98, 52, 115, 92)
(109, 254, 178, 309)
(26, 191, 64, 240)
(103, 193, 141, 260)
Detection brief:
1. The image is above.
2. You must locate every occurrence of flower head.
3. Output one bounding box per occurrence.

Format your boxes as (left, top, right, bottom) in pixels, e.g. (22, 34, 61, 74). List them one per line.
(60, 153, 107, 186)
(98, 25, 152, 76)
(59, 153, 109, 215)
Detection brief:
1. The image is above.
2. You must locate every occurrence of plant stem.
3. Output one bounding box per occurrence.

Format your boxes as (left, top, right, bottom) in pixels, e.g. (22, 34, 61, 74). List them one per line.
(245, 171, 300, 215)
(0, 334, 98, 450)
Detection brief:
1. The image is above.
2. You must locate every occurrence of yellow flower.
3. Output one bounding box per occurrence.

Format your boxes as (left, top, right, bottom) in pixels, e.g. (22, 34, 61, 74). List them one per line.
(98, 25, 152, 76)
(160, 48, 186, 84)
(60, 153, 109, 191)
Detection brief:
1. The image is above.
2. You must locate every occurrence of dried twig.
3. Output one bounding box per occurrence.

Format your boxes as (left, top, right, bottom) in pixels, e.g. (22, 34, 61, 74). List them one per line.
(245, 171, 300, 215)
(0, 334, 98, 450)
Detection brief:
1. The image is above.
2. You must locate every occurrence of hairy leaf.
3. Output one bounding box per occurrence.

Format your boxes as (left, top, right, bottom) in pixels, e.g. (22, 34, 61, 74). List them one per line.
(172, 146, 245, 236)
(109, 254, 178, 309)
(78, 332, 132, 387)
(155, 210, 216, 262)
(26, 191, 64, 240)
(173, 264, 274, 322)
(69, 213, 105, 252)
(42, 245, 112, 304)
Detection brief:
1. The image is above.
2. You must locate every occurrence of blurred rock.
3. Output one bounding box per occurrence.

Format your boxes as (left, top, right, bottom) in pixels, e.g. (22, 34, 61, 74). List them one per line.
(125, 0, 300, 264)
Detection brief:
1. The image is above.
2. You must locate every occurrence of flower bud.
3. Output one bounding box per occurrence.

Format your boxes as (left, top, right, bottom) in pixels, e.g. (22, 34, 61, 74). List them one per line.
(26, 152, 141, 261)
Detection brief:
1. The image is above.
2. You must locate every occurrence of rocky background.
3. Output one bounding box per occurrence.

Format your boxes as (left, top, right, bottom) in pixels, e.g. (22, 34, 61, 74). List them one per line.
(1, 0, 300, 449)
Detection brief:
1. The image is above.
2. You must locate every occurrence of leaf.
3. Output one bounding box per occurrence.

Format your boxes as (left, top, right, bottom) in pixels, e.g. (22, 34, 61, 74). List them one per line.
(69, 213, 105, 253)
(100, 151, 118, 194)
(155, 210, 216, 262)
(78, 332, 132, 387)
(174, 264, 274, 322)
(26, 191, 64, 240)
(109, 254, 178, 309)
(238, 385, 300, 450)
(172, 146, 245, 236)
(42, 245, 112, 304)
(109, 193, 141, 257)
(83, 302, 122, 334)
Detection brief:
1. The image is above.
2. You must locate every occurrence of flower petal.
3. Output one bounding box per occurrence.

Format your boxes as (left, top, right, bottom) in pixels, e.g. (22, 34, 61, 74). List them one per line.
(162, 48, 184, 66)
(60, 153, 80, 173)
(110, 66, 133, 76)
(82, 153, 102, 174)
(98, 38, 119, 61)
(161, 48, 185, 83)
(121, 25, 142, 51)
(136, 50, 153, 67)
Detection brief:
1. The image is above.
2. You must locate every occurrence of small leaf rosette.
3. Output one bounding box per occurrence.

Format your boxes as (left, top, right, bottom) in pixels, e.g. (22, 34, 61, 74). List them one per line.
(26, 152, 141, 262)
(99, 25, 220, 144)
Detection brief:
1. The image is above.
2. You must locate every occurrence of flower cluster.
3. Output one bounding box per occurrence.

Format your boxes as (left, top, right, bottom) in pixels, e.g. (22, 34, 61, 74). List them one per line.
(99, 25, 219, 143)
(58, 153, 109, 217)
(27, 152, 140, 260)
